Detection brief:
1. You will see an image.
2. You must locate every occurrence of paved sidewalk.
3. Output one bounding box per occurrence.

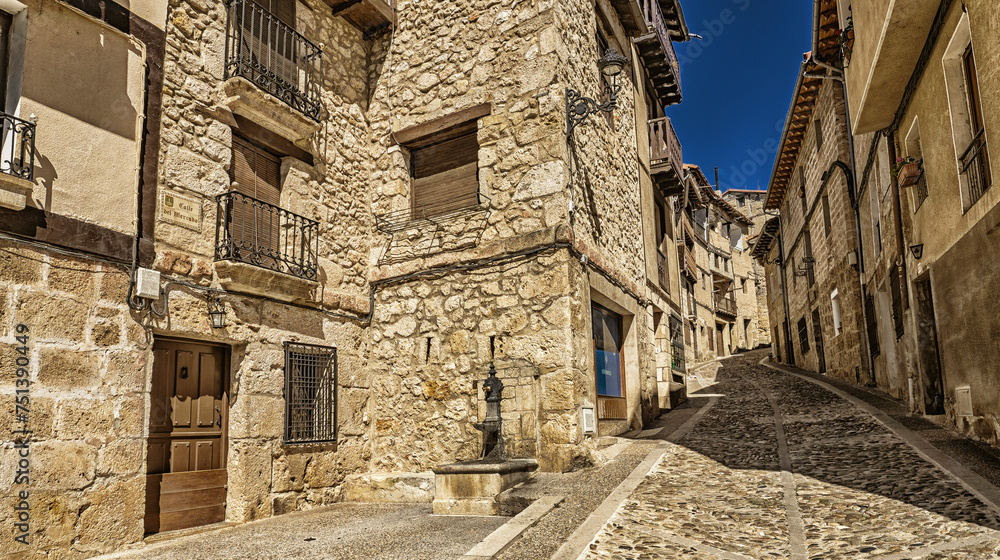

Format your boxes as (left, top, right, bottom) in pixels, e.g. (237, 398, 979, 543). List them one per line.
(578, 351, 1000, 560)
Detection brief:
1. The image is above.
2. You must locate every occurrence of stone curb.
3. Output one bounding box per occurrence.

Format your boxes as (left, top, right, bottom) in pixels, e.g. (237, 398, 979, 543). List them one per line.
(763, 359, 1000, 516)
(463, 495, 565, 559)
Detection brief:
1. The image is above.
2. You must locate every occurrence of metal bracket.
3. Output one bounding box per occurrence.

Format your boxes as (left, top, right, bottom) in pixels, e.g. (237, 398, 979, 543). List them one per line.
(566, 80, 621, 140)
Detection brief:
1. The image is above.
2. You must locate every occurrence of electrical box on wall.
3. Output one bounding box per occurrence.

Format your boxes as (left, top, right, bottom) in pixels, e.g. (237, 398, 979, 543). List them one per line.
(582, 408, 596, 434)
(136, 268, 161, 299)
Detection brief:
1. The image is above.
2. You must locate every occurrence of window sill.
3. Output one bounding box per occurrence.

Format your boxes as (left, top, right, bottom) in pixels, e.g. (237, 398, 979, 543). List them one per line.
(222, 77, 320, 146)
(214, 260, 318, 304)
(0, 174, 34, 211)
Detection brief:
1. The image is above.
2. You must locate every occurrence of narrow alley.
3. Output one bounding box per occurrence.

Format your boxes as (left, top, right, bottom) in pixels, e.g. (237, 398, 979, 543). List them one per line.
(582, 352, 1000, 560)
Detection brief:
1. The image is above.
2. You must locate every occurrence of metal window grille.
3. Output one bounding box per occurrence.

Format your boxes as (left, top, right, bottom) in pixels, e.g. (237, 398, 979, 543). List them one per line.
(284, 342, 336, 444)
(960, 130, 991, 208)
(798, 317, 810, 354)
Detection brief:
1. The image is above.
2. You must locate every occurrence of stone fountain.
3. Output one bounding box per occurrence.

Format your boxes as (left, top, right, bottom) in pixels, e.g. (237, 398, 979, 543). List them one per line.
(431, 363, 538, 515)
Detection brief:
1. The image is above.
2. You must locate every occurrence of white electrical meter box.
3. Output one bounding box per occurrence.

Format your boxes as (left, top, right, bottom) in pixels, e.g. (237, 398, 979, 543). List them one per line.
(582, 408, 596, 434)
(136, 268, 161, 299)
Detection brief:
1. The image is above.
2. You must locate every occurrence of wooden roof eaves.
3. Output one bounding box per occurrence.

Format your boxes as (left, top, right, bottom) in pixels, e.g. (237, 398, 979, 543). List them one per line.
(765, 60, 819, 211)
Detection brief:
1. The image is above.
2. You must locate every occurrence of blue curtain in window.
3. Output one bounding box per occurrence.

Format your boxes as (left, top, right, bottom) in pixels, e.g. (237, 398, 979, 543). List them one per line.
(593, 304, 623, 398)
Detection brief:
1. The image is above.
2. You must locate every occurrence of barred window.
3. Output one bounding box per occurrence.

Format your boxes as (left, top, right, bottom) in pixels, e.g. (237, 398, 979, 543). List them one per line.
(798, 317, 810, 354)
(284, 343, 337, 444)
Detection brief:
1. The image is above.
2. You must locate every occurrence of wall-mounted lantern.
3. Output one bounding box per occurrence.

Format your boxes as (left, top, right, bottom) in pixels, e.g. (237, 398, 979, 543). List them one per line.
(566, 48, 628, 140)
(910, 244, 924, 260)
(207, 293, 227, 329)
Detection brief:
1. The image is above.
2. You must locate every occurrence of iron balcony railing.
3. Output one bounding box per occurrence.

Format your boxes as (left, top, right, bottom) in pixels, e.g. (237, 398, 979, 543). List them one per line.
(0, 112, 35, 181)
(715, 294, 737, 318)
(215, 191, 319, 281)
(640, 0, 680, 90)
(225, 0, 322, 120)
(960, 130, 991, 208)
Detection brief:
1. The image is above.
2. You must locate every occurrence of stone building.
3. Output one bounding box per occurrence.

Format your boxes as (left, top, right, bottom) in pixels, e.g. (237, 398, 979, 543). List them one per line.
(722, 188, 771, 348)
(751, 42, 867, 382)
(676, 165, 754, 364)
(755, 0, 1000, 453)
(0, 0, 691, 556)
(839, 0, 1000, 441)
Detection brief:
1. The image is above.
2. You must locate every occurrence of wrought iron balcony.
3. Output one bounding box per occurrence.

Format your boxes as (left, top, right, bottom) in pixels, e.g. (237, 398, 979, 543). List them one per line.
(715, 294, 737, 319)
(960, 130, 991, 208)
(225, 0, 322, 120)
(635, 0, 682, 107)
(649, 116, 683, 196)
(215, 192, 319, 281)
(0, 112, 35, 181)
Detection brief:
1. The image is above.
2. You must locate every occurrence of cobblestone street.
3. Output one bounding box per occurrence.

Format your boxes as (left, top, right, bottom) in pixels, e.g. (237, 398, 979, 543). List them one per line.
(581, 353, 1000, 560)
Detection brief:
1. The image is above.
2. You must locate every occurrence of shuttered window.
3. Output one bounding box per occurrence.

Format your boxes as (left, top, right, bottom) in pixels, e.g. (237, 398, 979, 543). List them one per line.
(236, 0, 298, 85)
(866, 293, 881, 358)
(410, 123, 480, 218)
(228, 135, 282, 259)
(798, 317, 810, 354)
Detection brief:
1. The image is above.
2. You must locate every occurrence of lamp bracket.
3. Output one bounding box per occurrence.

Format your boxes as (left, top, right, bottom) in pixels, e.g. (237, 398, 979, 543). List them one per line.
(566, 80, 622, 140)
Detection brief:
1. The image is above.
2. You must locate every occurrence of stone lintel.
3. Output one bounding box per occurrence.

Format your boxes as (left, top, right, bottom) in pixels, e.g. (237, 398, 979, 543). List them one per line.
(221, 77, 321, 144)
(0, 173, 35, 211)
(214, 260, 318, 303)
(432, 459, 538, 475)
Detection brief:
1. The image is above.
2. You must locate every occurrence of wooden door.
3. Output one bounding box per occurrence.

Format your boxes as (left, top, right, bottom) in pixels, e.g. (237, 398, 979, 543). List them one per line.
(716, 328, 724, 358)
(145, 339, 229, 534)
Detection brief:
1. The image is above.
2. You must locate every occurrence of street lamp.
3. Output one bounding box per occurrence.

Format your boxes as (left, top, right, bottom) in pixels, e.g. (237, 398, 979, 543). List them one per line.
(566, 48, 628, 140)
(207, 293, 227, 329)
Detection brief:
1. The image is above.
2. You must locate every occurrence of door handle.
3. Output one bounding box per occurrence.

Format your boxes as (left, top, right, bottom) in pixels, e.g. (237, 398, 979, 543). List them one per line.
(214, 406, 222, 428)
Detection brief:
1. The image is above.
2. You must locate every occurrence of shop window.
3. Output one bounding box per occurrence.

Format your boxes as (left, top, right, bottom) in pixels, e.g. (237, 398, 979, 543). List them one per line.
(284, 342, 337, 444)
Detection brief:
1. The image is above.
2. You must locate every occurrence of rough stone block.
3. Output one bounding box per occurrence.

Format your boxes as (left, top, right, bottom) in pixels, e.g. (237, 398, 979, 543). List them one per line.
(342, 472, 434, 503)
(37, 348, 100, 390)
(0, 244, 42, 284)
(228, 394, 283, 439)
(272, 452, 309, 493)
(15, 292, 88, 342)
(32, 441, 98, 490)
(227, 439, 274, 522)
(78, 477, 145, 551)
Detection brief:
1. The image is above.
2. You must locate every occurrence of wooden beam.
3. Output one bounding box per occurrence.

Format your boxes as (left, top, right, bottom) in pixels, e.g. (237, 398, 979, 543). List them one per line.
(393, 103, 492, 146)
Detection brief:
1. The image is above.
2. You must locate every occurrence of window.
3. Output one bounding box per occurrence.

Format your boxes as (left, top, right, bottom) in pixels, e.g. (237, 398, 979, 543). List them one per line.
(822, 194, 832, 236)
(684, 323, 691, 344)
(905, 120, 928, 211)
(815, 118, 823, 152)
(708, 328, 715, 351)
(737, 196, 745, 207)
(701, 273, 706, 289)
(803, 230, 815, 287)
(799, 168, 808, 217)
(592, 303, 624, 399)
(284, 342, 337, 444)
(409, 120, 480, 218)
(227, 135, 283, 262)
(831, 290, 843, 336)
(798, 317, 810, 354)
(0, 10, 11, 108)
(960, 43, 990, 205)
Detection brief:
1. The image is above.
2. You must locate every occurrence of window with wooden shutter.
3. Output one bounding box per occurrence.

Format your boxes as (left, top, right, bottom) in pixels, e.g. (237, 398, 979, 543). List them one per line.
(236, 0, 298, 86)
(228, 135, 282, 262)
(409, 121, 480, 218)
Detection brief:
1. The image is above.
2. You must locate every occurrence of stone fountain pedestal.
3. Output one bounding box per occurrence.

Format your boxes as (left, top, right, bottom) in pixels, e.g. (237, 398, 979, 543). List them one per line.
(431, 459, 538, 515)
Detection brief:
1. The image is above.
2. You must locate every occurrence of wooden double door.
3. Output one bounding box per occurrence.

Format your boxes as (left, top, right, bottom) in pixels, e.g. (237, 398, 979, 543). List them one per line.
(145, 339, 229, 534)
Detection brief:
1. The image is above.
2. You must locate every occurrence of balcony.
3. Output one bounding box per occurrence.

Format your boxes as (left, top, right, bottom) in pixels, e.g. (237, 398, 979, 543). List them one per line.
(961, 130, 991, 209)
(327, 0, 395, 37)
(215, 192, 319, 282)
(649, 117, 683, 196)
(656, 250, 670, 294)
(678, 244, 696, 282)
(0, 113, 36, 211)
(225, 0, 323, 121)
(715, 294, 737, 319)
(635, 0, 682, 107)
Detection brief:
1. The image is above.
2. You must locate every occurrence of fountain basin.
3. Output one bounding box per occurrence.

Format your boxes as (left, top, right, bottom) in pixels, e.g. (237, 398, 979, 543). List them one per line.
(431, 459, 538, 515)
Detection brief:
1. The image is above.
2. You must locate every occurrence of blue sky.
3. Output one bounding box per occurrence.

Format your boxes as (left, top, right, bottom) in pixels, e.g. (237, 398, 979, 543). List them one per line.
(666, 0, 813, 192)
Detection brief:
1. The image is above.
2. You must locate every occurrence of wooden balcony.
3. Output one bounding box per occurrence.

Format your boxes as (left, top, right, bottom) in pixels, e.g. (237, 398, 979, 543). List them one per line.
(678, 244, 696, 282)
(635, 0, 682, 107)
(715, 294, 737, 319)
(649, 116, 683, 196)
(327, 0, 395, 37)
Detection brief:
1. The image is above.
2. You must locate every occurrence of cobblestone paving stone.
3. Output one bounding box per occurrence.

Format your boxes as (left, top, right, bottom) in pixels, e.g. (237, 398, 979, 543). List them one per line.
(580, 353, 1000, 560)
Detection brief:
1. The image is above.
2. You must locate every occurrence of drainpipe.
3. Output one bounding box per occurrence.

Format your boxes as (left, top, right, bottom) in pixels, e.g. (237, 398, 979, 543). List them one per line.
(776, 214, 794, 366)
